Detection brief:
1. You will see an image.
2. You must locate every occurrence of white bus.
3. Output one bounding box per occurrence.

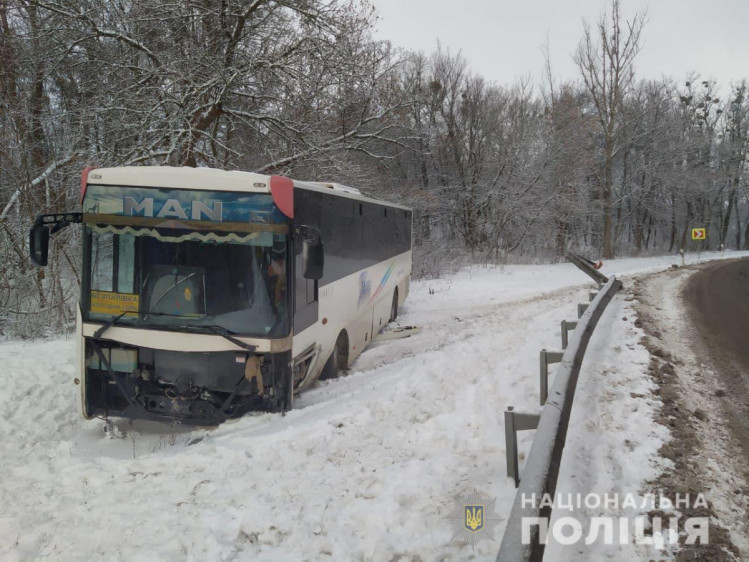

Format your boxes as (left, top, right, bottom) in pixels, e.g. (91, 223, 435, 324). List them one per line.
(29, 167, 412, 425)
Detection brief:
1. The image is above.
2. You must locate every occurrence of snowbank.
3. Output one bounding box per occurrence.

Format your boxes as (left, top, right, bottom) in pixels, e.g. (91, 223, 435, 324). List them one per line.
(2, 251, 747, 560)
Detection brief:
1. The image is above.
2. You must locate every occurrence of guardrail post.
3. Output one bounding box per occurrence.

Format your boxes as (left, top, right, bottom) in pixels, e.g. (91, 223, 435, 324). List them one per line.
(505, 407, 518, 486)
(505, 407, 542, 488)
(560, 320, 578, 349)
(577, 303, 588, 318)
(539, 349, 564, 405)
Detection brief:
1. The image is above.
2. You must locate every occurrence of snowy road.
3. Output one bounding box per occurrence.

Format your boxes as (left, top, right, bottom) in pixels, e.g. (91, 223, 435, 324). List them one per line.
(630, 260, 749, 560)
(686, 258, 749, 476)
(1, 252, 747, 561)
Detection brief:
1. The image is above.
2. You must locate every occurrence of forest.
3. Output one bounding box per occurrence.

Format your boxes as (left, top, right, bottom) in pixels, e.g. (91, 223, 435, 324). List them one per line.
(1, 0, 747, 336)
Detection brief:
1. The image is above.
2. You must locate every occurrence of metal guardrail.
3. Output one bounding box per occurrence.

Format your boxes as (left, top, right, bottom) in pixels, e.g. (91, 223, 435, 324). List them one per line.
(496, 274, 623, 561)
(566, 253, 609, 286)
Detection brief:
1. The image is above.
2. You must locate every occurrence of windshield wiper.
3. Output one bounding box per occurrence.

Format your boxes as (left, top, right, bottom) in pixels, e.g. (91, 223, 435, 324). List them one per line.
(141, 311, 204, 319)
(93, 311, 130, 340)
(89, 311, 145, 416)
(175, 324, 257, 353)
(203, 325, 257, 352)
(118, 312, 256, 353)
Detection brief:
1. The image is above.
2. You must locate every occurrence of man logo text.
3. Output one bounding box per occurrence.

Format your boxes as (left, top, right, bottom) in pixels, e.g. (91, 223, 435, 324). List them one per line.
(123, 197, 223, 221)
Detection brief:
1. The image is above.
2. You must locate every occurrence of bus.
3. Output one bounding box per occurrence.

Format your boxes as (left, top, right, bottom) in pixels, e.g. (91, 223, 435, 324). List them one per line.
(29, 167, 412, 425)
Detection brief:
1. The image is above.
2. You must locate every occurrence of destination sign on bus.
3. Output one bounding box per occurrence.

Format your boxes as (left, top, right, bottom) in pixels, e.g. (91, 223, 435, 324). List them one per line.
(90, 290, 139, 316)
(82, 185, 287, 224)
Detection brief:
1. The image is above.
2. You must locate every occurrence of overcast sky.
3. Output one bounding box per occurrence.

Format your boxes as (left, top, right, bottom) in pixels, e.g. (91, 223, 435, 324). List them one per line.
(370, 0, 749, 90)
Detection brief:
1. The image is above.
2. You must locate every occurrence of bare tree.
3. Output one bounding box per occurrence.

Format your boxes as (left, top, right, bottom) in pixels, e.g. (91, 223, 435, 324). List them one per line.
(1, 0, 748, 335)
(718, 82, 748, 248)
(573, 0, 646, 258)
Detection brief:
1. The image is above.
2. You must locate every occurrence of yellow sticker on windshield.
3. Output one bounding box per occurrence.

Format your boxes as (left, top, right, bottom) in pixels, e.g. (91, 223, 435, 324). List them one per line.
(184, 287, 192, 302)
(90, 291, 139, 316)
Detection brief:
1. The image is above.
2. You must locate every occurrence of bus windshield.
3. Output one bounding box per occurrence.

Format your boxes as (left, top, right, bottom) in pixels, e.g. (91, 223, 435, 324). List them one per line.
(83, 224, 289, 337)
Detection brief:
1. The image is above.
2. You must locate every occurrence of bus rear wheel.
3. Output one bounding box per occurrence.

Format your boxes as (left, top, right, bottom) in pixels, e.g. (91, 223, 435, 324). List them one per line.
(320, 332, 349, 380)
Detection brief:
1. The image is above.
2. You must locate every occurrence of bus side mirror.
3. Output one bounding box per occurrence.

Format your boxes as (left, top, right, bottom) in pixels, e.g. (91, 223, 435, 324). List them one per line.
(27, 213, 82, 267)
(29, 222, 50, 267)
(302, 234, 324, 280)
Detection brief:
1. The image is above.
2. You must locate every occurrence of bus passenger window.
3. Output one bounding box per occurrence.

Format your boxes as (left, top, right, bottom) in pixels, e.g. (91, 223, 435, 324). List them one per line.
(91, 231, 114, 291)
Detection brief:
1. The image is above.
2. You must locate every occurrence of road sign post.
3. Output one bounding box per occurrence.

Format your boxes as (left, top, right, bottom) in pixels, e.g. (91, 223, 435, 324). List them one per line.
(692, 228, 706, 258)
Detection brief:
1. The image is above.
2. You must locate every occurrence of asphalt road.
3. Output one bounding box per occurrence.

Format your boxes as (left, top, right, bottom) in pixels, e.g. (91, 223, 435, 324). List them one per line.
(686, 257, 749, 458)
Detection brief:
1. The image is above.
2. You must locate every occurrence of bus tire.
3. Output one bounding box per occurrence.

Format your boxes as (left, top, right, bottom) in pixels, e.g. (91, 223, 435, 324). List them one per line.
(389, 289, 399, 322)
(320, 331, 348, 380)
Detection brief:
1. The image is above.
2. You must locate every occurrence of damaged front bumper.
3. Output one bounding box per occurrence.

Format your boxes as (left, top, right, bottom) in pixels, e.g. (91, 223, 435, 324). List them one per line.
(82, 338, 292, 425)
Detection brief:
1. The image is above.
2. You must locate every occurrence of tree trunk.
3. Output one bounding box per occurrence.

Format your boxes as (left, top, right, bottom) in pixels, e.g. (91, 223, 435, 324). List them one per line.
(680, 201, 692, 252)
(735, 198, 742, 249)
(602, 154, 614, 258)
(720, 188, 736, 249)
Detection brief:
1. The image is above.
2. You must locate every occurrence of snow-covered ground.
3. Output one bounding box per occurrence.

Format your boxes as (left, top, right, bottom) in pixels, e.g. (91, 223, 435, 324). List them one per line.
(1, 251, 747, 561)
(544, 292, 673, 561)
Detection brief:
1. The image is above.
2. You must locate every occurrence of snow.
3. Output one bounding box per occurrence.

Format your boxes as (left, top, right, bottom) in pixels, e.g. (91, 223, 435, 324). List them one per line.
(1, 250, 748, 561)
(543, 294, 674, 561)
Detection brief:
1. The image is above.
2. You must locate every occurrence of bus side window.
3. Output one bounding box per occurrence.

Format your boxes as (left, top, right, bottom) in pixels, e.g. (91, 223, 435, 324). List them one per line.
(90, 230, 136, 294)
(91, 231, 115, 291)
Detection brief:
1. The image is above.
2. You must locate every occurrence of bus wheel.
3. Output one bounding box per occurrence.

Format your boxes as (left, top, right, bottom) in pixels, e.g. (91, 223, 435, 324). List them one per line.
(320, 332, 348, 380)
(389, 289, 399, 322)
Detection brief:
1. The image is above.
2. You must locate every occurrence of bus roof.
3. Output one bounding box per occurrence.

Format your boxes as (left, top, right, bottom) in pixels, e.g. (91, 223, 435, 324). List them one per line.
(87, 166, 411, 211)
(88, 166, 271, 193)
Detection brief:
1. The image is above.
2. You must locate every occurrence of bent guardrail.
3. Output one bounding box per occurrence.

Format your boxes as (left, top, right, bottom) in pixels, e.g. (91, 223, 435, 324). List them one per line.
(497, 274, 623, 561)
